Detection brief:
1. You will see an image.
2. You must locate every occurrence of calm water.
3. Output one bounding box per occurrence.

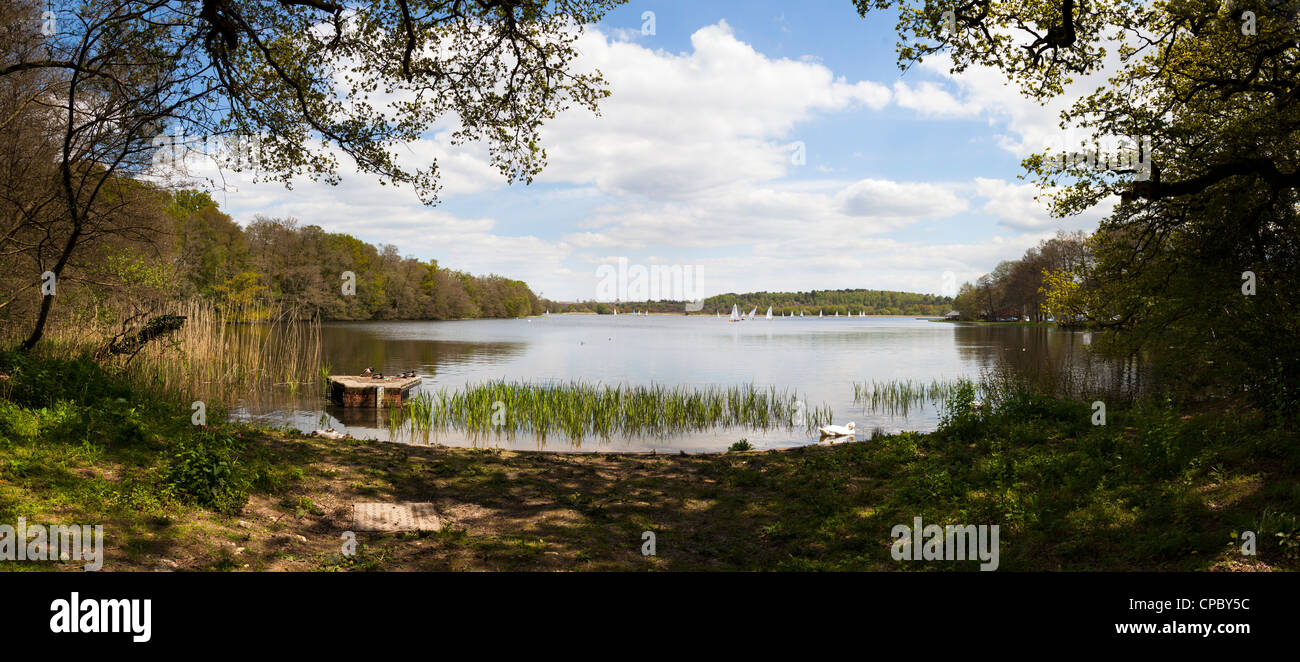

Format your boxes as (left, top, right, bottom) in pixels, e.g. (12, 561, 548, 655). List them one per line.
(232, 314, 1137, 453)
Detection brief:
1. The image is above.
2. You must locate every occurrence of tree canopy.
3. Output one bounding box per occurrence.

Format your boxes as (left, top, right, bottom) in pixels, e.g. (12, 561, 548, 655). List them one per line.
(1, 0, 619, 347)
(860, 0, 1300, 408)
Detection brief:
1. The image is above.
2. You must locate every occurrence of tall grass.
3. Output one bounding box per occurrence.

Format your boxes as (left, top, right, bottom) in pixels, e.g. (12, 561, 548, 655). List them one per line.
(853, 366, 1134, 420)
(401, 380, 833, 441)
(43, 299, 324, 405)
(852, 378, 980, 417)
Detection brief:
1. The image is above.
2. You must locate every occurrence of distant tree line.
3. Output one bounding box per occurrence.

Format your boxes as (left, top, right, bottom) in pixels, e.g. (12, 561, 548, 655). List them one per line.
(542, 300, 690, 315)
(169, 191, 543, 320)
(705, 289, 953, 316)
(542, 289, 954, 316)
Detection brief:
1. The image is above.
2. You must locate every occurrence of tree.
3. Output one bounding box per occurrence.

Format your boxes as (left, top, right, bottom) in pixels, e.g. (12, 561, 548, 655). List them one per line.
(952, 281, 982, 320)
(2, 0, 620, 348)
(858, 0, 1300, 407)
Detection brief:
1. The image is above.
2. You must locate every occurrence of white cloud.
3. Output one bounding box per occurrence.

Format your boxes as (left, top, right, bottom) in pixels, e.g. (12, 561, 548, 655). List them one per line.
(837, 179, 968, 218)
(171, 19, 1118, 301)
(535, 21, 891, 197)
(974, 177, 1112, 233)
(891, 80, 982, 118)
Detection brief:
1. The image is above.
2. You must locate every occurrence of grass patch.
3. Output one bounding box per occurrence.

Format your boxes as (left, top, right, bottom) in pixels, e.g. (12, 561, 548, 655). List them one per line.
(402, 380, 834, 440)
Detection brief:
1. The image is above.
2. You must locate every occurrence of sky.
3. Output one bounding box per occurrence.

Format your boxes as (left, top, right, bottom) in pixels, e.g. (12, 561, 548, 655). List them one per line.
(188, 1, 1114, 302)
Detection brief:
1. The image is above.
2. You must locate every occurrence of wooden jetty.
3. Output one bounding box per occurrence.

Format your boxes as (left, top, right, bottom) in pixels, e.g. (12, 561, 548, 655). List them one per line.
(327, 375, 422, 408)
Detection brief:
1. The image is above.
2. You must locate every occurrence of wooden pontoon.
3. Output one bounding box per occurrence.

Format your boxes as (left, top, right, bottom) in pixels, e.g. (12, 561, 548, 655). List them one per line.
(327, 375, 422, 407)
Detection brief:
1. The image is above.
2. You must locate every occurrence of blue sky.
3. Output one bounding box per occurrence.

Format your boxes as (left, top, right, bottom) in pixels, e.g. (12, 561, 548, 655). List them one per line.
(192, 1, 1111, 302)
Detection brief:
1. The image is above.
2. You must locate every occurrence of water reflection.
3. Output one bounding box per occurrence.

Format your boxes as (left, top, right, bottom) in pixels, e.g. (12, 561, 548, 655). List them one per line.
(952, 324, 1146, 399)
(230, 316, 1143, 453)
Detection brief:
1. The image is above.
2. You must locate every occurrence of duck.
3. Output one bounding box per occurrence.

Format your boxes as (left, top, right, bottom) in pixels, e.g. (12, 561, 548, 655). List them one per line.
(361, 366, 374, 376)
(818, 421, 856, 438)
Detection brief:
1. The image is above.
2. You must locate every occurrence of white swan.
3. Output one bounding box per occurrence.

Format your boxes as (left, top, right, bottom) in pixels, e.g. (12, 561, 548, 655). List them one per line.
(818, 421, 856, 438)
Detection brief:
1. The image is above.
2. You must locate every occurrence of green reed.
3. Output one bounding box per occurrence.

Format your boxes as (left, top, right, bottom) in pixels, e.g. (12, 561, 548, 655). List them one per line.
(851, 378, 980, 418)
(401, 380, 833, 440)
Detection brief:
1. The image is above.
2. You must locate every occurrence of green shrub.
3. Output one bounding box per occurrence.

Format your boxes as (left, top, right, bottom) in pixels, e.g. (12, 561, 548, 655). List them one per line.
(728, 439, 753, 452)
(937, 380, 981, 440)
(163, 427, 251, 513)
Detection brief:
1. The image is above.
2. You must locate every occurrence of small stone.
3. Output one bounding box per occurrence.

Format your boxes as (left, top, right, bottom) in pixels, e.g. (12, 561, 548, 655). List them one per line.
(234, 547, 245, 555)
(237, 520, 252, 529)
(293, 534, 307, 543)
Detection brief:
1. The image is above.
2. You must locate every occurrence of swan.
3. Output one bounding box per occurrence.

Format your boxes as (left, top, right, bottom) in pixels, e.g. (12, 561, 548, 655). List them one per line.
(818, 421, 856, 438)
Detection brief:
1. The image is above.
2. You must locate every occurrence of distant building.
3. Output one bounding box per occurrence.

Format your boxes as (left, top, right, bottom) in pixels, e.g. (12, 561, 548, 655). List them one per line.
(944, 310, 961, 320)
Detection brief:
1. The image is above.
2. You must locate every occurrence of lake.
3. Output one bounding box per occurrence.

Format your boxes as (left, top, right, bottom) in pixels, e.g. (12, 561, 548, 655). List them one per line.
(232, 314, 1140, 453)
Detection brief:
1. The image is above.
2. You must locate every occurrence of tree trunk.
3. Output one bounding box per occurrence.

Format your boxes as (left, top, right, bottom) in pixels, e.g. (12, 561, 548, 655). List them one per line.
(20, 222, 81, 350)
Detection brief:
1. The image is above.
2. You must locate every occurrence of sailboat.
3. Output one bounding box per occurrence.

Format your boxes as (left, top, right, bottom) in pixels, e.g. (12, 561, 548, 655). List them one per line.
(747, 306, 757, 320)
(835, 311, 840, 317)
(800, 310, 804, 317)
(765, 306, 773, 320)
(613, 307, 618, 316)
(818, 310, 823, 318)
(729, 304, 741, 322)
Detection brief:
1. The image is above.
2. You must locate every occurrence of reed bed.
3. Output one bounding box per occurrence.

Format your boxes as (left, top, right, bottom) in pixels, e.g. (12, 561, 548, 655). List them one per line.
(45, 299, 325, 404)
(851, 378, 980, 417)
(401, 380, 833, 440)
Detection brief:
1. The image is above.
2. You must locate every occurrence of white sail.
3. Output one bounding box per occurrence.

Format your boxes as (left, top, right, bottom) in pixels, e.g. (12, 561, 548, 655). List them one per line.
(818, 310, 823, 318)
(729, 304, 740, 322)
(765, 306, 773, 320)
(800, 311, 804, 317)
